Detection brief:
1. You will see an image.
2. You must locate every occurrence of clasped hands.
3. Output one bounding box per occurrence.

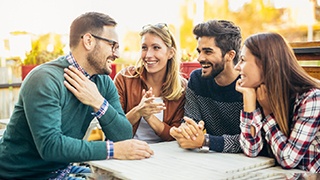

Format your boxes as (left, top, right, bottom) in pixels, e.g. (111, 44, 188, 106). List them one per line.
(136, 87, 166, 121)
(170, 117, 205, 149)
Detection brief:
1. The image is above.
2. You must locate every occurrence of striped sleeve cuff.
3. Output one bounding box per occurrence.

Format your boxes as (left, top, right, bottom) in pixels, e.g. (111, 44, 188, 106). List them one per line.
(106, 140, 114, 159)
(91, 99, 109, 119)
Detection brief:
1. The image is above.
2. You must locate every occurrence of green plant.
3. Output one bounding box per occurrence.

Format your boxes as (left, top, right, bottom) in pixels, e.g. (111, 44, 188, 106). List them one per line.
(181, 49, 198, 62)
(23, 33, 64, 65)
(24, 49, 62, 65)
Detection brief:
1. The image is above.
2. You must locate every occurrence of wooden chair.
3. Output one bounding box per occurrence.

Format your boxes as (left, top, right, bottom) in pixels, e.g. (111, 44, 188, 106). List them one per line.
(83, 118, 105, 141)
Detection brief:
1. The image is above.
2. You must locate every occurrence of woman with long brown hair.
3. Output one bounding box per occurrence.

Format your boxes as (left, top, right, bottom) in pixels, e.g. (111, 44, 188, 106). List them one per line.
(235, 32, 320, 172)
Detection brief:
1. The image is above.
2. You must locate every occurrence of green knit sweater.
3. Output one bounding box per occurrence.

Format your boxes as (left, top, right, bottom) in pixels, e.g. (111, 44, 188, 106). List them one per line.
(0, 56, 132, 179)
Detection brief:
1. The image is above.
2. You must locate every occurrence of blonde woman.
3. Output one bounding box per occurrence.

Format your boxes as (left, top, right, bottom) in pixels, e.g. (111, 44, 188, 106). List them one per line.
(235, 32, 320, 173)
(114, 23, 187, 143)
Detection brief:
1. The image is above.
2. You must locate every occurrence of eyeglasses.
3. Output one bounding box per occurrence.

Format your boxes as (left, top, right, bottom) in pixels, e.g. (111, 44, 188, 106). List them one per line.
(82, 34, 119, 52)
(142, 23, 169, 31)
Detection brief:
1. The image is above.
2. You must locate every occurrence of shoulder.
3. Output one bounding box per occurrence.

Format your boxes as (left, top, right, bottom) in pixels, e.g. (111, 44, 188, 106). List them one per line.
(298, 88, 320, 104)
(114, 66, 139, 80)
(187, 69, 208, 89)
(293, 88, 320, 113)
(189, 68, 202, 80)
(23, 58, 68, 84)
(113, 66, 142, 91)
(188, 69, 202, 82)
(180, 76, 188, 88)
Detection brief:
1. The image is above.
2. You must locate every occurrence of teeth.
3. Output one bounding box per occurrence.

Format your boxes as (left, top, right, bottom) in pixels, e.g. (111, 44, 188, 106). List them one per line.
(202, 65, 211, 68)
(146, 61, 157, 65)
(200, 62, 211, 68)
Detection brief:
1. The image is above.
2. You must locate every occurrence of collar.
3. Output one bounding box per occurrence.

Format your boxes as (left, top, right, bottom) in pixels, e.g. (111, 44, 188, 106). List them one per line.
(66, 52, 94, 80)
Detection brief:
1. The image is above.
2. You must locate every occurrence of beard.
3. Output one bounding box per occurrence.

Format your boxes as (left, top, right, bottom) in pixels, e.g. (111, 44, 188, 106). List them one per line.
(87, 44, 111, 75)
(201, 57, 225, 79)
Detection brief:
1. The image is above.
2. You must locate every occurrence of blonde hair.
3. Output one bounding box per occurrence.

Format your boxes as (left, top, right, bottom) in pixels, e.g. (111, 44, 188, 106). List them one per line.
(128, 24, 186, 100)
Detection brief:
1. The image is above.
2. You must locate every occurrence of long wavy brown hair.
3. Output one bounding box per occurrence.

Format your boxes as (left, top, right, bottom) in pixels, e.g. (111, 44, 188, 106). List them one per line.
(244, 32, 320, 136)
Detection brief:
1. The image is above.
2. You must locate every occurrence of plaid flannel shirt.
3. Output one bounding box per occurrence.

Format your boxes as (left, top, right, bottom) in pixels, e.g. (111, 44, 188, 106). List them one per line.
(239, 88, 320, 173)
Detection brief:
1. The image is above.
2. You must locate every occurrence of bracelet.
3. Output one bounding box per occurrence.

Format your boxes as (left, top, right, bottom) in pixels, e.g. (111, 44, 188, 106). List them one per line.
(203, 134, 210, 147)
(199, 134, 210, 153)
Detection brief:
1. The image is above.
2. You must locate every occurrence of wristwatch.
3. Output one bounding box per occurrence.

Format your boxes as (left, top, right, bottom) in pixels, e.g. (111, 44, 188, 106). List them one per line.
(198, 133, 210, 153)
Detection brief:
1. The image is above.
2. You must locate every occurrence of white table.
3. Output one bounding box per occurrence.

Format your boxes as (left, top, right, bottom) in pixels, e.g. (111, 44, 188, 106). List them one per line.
(244, 166, 308, 180)
(89, 141, 277, 180)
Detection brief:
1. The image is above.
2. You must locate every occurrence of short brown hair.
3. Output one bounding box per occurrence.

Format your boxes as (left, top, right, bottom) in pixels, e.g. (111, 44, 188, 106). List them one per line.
(69, 12, 117, 49)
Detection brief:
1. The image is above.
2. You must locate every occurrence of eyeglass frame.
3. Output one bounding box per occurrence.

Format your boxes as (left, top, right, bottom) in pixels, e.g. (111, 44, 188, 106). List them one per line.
(81, 33, 119, 52)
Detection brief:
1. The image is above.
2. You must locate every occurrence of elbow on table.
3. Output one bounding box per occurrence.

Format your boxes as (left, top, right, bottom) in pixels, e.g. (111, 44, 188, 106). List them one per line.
(242, 148, 260, 157)
(279, 159, 300, 170)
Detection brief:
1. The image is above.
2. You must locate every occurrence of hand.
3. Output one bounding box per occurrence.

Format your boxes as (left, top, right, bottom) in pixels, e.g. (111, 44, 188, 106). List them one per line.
(170, 120, 205, 149)
(136, 88, 166, 120)
(113, 139, 154, 160)
(63, 66, 104, 112)
(176, 133, 205, 149)
(256, 84, 271, 116)
(235, 79, 256, 95)
(170, 117, 204, 141)
(235, 79, 257, 112)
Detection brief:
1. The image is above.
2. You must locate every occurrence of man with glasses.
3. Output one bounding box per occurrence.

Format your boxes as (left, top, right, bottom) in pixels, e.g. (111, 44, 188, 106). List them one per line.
(0, 12, 153, 180)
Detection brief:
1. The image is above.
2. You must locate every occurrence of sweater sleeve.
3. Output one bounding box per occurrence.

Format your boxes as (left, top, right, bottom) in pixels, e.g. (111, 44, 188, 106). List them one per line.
(158, 95, 186, 141)
(21, 68, 108, 163)
(239, 108, 264, 157)
(95, 75, 133, 141)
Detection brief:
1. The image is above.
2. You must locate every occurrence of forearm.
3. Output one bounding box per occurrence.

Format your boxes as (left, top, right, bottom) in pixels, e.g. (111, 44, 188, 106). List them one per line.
(36, 130, 108, 162)
(239, 109, 264, 156)
(241, 91, 258, 136)
(145, 115, 166, 138)
(126, 106, 143, 126)
(242, 92, 256, 112)
(99, 105, 133, 141)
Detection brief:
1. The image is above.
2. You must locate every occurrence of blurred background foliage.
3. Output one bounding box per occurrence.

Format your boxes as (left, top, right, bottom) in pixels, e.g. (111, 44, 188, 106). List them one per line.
(23, 33, 64, 65)
(5, 0, 320, 65)
(118, 0, 320, 63)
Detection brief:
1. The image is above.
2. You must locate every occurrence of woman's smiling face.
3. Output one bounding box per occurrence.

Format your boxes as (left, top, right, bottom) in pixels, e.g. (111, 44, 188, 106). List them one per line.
(140, 33, 173, 74)
(235, 45, 263, 88)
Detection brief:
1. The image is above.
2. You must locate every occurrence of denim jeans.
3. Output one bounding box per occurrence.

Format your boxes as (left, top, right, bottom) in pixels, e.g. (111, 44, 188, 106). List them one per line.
(67, 165, 91, 180)
(49, 164, 91, 180)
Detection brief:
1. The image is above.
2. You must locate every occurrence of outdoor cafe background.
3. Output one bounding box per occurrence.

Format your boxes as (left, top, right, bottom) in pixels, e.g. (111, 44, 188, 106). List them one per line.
(0, 0, 320, 120)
